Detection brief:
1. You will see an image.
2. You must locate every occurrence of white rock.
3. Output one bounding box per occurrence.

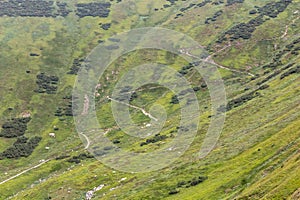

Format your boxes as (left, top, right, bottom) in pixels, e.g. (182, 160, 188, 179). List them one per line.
(95, 184, 105, 191)
(119, 177, 127, 182)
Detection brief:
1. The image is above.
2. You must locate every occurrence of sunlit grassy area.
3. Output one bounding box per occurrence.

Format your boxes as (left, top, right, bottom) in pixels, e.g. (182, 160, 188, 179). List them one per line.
(0, 0, 299, 199)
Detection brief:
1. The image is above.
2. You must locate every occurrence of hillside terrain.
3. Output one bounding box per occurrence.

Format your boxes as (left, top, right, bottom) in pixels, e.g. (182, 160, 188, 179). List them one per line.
(0, 0, 299, 199)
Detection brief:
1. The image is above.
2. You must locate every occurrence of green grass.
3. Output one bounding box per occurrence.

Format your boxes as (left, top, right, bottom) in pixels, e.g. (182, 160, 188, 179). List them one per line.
(0, 0, 300, 199)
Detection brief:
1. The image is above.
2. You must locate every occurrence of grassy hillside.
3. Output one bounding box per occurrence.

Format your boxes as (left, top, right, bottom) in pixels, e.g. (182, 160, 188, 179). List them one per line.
(0, 0, 299, 199)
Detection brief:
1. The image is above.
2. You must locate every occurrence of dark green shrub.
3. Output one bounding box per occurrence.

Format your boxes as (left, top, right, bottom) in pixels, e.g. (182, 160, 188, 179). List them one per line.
(76, 2, 111, 18)
(226, 0, 244, 6)
(280, 65, 300, 79)
(140, 134, 168, 146)
(0, 117, 31, 138)
(170, 95, 179, 104)
(0, 136, 42, 159)
(168, 189, 179, 195)
(34, 73, 59, 94)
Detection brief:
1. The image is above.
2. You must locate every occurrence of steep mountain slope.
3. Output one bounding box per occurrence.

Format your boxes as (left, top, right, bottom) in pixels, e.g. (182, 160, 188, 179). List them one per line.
(0, 0, 299, 199)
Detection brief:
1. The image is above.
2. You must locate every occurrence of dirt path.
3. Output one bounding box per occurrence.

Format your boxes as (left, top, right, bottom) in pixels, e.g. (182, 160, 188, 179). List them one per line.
(281, 25, 289, 39)
(0, 142, 87, 187)
(208, 58, 255, 77)
(281, 16, 299, 39)
(204, 43, 232, 62)
(179, 46, 255, 77)
(0, 159, 51, 185)
(107, 96, 158, 121)
(79, 132, 90, 149)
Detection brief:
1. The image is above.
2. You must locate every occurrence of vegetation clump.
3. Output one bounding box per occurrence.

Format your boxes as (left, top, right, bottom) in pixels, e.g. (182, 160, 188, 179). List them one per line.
(55, 155, 70, 160)
(257, 0, 292, 18)
(218, 0, 292, 42)
(76, 2, 111, 18)
(34, 73, 59, 94)
(218, 15, 264, 42)
(263, 37, 300, 69)
(226, 91, 260, 111)
(29, 53, 39, 57)
(166, 0, 178, 5)
(56, 2, 70, 17)
(188, 176, 208, 186)
(0, 0, 69, 17)
(174, 0, 213, 19)
(178, 63, 194, 75)
(55, 96, 73, 117)
(280, 65, 300, 79)
(0, 136, 42, 159)
(180, 3, 196, 12)
(101, 23, 111, 30)
(205, 10, 223, 24)
(168, 175, 207, 195)
(168, 189, 180, 195)
(170, 95, 180, 104)
(140, 134, 168, 146)
(67, 153, 94, 164)
(67, 58, 85, 75)
(197, 0, 212, 7)
(212, 0, 225, 5)
(258, 63, 295, 85)
(129, 92, 138, 102)
(226, 0, 244, 6)
(0, 117, 31, 138)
